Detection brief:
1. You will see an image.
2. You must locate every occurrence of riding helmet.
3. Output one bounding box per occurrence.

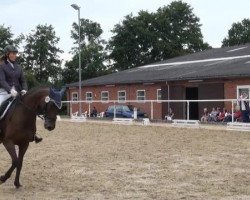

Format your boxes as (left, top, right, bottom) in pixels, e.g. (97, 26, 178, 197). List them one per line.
(3, 45, 18, 55)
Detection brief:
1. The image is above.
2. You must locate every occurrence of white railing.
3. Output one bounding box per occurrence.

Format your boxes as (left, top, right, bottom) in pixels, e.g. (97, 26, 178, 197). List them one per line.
(62, 99, 246, 123)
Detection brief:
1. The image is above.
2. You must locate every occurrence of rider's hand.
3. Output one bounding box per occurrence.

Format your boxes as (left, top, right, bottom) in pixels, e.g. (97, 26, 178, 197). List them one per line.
(21, 90, 27, 96)
(10, 88, 18, 97)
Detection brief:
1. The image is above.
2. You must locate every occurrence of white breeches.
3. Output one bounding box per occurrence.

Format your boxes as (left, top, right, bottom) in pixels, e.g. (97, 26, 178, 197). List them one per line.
(0, 88, 11, 106)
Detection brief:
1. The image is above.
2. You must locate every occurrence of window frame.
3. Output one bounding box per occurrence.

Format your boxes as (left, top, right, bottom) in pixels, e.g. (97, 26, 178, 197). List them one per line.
(86, 92, 93, 102)
(137, 90, 146, 101)
(118, 90, 126, 102)
(71, 92, 78, 103)
(157, 89, 162, 101)
(237, 85, 250, 99)
(101, 91, 109, 102)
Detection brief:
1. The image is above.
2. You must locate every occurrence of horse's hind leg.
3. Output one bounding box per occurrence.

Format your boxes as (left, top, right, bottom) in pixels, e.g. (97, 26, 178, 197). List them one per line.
(14, 143, 29, 188)
(0, 142, 17, 185)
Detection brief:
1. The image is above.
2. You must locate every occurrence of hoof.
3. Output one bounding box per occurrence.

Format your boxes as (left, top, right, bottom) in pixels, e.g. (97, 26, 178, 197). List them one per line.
(14, 183, 22, 189)
(35, 137, 43, 144)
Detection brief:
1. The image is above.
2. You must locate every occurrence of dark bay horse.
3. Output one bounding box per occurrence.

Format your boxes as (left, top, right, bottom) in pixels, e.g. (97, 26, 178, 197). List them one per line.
(0, 87, 64, 188)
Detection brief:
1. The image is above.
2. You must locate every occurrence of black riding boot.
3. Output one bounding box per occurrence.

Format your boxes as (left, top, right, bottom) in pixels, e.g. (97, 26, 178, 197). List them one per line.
(34, 135, 43, 143)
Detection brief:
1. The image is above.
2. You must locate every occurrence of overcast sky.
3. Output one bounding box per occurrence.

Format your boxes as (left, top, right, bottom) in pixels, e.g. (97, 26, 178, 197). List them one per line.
(1, 0, 250, 61)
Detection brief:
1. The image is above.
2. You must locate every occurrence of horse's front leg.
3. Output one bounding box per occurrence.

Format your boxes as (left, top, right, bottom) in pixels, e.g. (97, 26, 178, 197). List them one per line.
(0, 141, 17, 184)
(14, 142, 29, 188)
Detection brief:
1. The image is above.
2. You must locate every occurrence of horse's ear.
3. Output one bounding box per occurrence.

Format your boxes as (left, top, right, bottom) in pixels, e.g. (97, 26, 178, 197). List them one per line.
(49, 87, 53, 94)
(60, 87, 66, 97)
(49, 87, 56, 96)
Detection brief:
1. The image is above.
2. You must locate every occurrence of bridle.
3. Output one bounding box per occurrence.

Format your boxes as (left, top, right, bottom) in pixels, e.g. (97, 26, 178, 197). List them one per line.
(18, 95, 59, 122)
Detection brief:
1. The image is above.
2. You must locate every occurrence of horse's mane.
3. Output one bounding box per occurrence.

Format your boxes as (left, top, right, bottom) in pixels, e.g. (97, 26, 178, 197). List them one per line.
(26, 86, 49, 95)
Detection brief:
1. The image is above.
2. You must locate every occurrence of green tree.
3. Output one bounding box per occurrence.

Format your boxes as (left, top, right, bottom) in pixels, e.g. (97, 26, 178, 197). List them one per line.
(108, 1, 210, 71)
(222, 18, 250, 47)
(62, 19, 108, 84)
(23, 24, 63, 84)
(0, 24, 24, 53)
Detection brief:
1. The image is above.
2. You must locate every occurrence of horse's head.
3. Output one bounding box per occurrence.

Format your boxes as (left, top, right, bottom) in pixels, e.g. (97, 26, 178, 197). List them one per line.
(41, 88, 65, 131)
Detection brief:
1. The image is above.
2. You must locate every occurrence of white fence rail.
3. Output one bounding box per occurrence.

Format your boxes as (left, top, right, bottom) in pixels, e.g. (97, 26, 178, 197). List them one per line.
(62, 99, 246, 123)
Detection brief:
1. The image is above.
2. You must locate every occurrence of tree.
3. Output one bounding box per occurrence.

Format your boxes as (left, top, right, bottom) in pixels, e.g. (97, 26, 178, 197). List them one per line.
(108, 1, 210, 71)
(0, 24, 24, 53)
(23, 24, 63, 84)
(62, 19, 108, 84)
(222, 18, 250, 47)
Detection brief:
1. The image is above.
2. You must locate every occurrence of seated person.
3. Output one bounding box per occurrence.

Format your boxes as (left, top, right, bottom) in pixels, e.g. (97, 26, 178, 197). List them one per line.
(201, 107, 209, 122)
(91, 106, 97, 117)
(217, 108, 228, 121)
(165, 108, 174, 121)
(223, 106, 241, 122)
(208, 107, 219, 122)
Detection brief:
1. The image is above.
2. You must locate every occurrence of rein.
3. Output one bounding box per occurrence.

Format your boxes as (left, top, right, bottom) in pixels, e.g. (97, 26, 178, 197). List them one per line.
(17, 96, 56, 121)
(18, 99, 45, 120)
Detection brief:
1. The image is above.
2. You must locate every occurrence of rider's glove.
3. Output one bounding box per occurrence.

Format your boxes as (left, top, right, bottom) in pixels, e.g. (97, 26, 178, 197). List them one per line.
(10, 88, 18, 97)
(21, 90, 27, 96)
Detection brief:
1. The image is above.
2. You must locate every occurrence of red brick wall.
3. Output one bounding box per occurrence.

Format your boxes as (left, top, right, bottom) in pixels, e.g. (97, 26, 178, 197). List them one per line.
(224, 78, 250, 111)
(68, 78, 250, 119)
(68, 83, 164, 119)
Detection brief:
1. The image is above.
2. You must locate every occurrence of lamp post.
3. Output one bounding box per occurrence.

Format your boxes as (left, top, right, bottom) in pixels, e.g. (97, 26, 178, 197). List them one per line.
(71, 3, 82, 116)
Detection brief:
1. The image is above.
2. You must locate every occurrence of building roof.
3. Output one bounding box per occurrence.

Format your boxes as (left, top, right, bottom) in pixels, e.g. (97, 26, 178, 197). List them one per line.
(66, 43, 250, 87)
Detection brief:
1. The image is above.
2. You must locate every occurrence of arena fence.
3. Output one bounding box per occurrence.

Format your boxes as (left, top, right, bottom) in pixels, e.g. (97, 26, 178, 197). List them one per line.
(62, 99, 247, 123)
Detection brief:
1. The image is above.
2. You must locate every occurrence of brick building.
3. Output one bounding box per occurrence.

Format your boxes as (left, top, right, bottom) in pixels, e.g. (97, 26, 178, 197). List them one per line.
(66, 43, 250, 120)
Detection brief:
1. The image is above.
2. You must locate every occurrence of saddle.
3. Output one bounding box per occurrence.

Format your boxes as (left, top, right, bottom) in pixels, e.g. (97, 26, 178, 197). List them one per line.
(0, 97, 16, 121)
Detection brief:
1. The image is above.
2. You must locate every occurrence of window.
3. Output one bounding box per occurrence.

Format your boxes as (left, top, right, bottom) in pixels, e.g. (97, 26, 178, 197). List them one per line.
(72, 92, 78, 101)
(101, 91, 109, 102)
(237, 85, 250, 99)
(118, 90, 126, 102)
(157, 89, 162, 101)
(137, 90, 146, 101)
(86, 92, 92, 102)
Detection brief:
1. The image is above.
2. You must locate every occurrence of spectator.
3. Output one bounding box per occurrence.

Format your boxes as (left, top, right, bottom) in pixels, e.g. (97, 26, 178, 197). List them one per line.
(201, 107, 209, 122)
(218, 108, 228, 121)
(223, 105, 241, 122)
(238, 92, 249, 122)
(208, 107, 219, 122)
(165, 108, 174, 121)
(91, 107, 98, 117)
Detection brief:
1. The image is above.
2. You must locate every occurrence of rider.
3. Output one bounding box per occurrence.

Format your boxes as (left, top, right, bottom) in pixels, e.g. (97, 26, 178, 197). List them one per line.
(0, 45, 42, 143)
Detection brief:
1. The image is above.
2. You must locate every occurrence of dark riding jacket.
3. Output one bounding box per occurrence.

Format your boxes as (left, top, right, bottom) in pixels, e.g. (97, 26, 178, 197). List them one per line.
(0, 60, 28, 93)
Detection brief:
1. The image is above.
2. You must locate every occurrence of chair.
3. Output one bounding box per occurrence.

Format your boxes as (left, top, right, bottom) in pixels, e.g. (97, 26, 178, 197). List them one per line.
(71, 111, 78, 119)
(82, 111, 88, 118)
(97, 112, 104, 118)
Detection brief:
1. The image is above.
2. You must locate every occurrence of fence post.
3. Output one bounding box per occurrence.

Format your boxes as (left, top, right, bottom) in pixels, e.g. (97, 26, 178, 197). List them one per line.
(151, 101, 153, 120)
(114, 101, 116, 118)
(133, 107, 137, 120)
(231, 100, 234, 123)
(88, 103, 91, 117)
(187, 101, 190, 120)
(70, 102, 72, 116)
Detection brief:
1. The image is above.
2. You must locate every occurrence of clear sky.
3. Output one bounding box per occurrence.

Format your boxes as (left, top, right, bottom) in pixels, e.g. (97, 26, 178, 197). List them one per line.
(1, 0, 250, 61)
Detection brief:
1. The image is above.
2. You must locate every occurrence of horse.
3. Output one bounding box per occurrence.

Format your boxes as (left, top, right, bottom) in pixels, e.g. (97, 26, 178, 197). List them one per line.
(0, 87, 65, 188)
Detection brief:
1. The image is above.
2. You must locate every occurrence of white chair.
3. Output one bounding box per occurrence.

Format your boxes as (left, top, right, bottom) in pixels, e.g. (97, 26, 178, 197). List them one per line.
(82, 111, 88, 118)
(97, 112, 104, 118)
(71, 111, 78, 119)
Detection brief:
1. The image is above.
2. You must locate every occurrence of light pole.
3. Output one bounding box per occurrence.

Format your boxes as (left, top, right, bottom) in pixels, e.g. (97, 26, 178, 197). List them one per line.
(71, 3, 82, 116)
